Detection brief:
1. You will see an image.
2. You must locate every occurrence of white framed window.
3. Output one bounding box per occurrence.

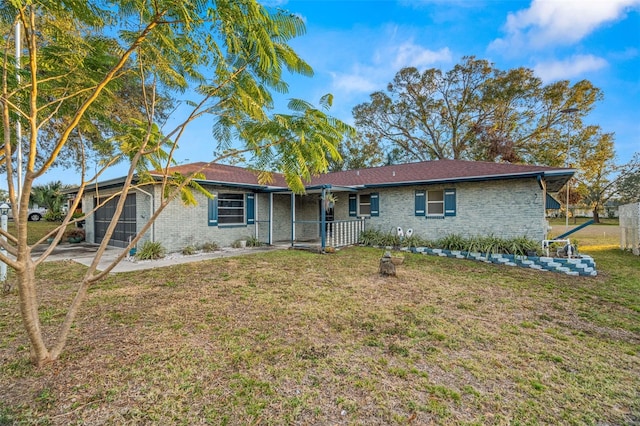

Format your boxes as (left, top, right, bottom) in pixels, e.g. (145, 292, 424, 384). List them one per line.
(350, 192, 379, 217)
(426, 190, 444, 216)
(217, 193, 245, 224)
(358, 194, 371, 216)
(415, 189, 456, 217)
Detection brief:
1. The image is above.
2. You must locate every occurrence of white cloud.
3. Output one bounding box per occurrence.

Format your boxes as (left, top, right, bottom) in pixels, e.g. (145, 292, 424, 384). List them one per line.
(390, 43, 452, 69)
(490, 0, 640, 51)
(329, 38, 452, 95)
(534, 54, 608, 81)
(331, 70, 380, 94)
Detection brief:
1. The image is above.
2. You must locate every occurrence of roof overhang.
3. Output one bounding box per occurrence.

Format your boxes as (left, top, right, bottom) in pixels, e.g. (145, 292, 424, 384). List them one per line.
(355, 170, 575, 190)
(542, 170, 575, 193)
(64, 166, 576, 195)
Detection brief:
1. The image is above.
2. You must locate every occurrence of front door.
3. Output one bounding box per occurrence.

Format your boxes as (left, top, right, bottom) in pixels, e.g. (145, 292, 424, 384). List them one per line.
(318, 201, 335, 237)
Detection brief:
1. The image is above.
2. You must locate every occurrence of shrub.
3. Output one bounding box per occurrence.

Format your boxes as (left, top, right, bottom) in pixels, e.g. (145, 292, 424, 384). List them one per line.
(358, 229, 379, 246)
(182, 245, 197, 255)
(245, 236, 262, 247)
(359, 228, 429, 248)
(64, 228, 85, 240)
(435, 234, 466, 251)
(200, 242, 219, 252)
(403, 234, 431, 248)
(44, 210, 65, 222)
(136, 241, 165, 260)
(360, 230, 542, 257)
(379, 231, 401, 247)
(475, 234, 503, 256)
(506, 236, 539, 256)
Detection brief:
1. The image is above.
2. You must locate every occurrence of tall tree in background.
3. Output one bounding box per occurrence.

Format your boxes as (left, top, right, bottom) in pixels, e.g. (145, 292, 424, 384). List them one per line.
(572, 131, 616, 223)
(327, 134, 385, 172)
(1, 0, 351, 366)
(573, 147, 639, 222)
(353, 56, 605, 168)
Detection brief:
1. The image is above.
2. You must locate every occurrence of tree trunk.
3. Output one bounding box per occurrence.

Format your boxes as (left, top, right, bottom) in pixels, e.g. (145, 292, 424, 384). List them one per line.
(593, 209, 600, 224)
(17, 259, 52, 367)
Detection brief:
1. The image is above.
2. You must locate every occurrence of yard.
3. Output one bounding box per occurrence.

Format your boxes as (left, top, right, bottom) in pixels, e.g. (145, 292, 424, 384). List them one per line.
(0, 224, 638, 424)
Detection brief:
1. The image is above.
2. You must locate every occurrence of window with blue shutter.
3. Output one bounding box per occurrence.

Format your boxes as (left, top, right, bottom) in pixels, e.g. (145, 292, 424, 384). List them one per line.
(415, 190, 425, 216)
(246, 193, 255, 225)
(370, 193, 379, 217)
(444, 188, 456, 216)
(349, 194, 357, 217)
(208, 197, 218, 226)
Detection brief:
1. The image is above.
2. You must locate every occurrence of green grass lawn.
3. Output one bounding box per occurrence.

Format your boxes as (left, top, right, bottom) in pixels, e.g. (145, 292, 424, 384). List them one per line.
(0, 229, 638, 424)
(7, 220, 70, 245)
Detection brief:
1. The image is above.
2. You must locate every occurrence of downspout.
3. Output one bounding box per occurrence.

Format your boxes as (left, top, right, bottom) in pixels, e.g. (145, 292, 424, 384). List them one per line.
(320, 187, 326, 251)
(538, 175, 548, 238)
(269, 193, 273, 245)
(291, 192, 295, 247)
(136, 186, 155, 242)
(255, 193, 259, 242)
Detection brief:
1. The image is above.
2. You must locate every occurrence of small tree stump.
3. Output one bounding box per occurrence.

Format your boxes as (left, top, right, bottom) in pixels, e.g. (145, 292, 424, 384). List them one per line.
(379, 251, 396, 276)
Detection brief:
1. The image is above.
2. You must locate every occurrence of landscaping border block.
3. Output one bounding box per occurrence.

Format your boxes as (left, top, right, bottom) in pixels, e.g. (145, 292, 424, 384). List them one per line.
(405, 247, 597, 276)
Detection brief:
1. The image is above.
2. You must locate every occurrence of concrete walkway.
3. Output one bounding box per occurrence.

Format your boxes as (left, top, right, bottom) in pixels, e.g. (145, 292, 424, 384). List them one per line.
(36, 242, 283, 273)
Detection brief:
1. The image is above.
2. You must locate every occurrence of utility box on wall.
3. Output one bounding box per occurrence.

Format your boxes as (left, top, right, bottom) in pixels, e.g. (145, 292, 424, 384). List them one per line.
(619, 202, 640, 255)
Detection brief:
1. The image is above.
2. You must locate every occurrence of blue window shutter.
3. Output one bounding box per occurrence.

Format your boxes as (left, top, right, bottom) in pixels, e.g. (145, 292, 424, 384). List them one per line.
(415, 190, 425, 216)
(444, 189, 456, 216)
(349, 194, 357, 217)
(246, 193, 255, 225)
(208, 197, 218, 226)
(370, 193, 379, 216)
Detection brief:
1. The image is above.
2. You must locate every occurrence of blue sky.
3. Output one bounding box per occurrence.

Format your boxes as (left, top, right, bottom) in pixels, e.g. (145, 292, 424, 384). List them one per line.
(42, 0, 640, 185)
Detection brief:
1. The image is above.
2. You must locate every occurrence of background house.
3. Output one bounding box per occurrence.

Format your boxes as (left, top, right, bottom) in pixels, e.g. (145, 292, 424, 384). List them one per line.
(77, 159, 574, 252)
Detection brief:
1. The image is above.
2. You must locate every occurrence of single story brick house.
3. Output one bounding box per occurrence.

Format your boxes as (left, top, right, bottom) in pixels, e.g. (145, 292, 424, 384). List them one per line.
(75, 159, 573, 252)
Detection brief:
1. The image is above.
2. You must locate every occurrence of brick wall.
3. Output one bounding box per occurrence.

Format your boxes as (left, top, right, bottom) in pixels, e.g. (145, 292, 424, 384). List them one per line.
(153, 185, 257, 252)
(363, 178, 547, 241)
(271, 194, 292, 243)
(83, 177, 548, 252)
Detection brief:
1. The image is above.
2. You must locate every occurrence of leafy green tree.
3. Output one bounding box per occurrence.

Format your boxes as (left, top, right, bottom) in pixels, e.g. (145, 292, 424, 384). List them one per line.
(1, 0, 351, 366)
(0, 13, 174, 173)
(327, 134, 385, 172)
(30, 181, 68, 213)
(353, 56, 603, 167)
(573, 147, 639, 222)
(573, 132, 616, 223)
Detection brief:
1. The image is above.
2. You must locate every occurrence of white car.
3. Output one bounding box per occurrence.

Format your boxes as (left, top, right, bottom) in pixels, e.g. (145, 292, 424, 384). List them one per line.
(4, 204, 47, 221)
